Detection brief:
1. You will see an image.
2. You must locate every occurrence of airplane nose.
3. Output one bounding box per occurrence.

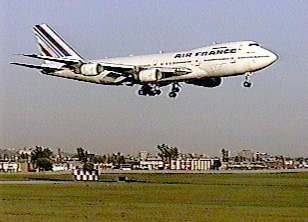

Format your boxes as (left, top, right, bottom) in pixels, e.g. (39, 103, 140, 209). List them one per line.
(272, 52, 279, 62)
(269, 51, 279, 64)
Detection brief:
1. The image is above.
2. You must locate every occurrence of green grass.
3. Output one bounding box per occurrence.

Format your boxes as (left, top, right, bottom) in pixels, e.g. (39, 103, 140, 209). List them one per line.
(1, 173, 308, 221)
(0, 173, 74, 181)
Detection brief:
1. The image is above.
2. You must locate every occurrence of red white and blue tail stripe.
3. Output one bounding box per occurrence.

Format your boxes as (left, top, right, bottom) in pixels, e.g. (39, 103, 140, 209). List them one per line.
(33, 24, 83, 60)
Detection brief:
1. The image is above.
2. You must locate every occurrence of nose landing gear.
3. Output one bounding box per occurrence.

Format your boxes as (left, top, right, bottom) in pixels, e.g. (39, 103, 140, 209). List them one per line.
(168, 92, 177, 98)
(168, 83, 181, 98)
(243, 81, 252, 87)
(243, 72, 253, 88)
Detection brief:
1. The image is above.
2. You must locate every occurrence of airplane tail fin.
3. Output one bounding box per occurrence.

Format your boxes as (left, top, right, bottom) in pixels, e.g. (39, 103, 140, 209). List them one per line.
(33, 24, 84, 60)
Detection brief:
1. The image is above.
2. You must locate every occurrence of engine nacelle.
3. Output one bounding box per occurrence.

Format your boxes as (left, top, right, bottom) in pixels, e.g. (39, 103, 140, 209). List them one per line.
(79, 63, 103, 76)
(187, 77, 222, 87)
(138, 69, 163, 82)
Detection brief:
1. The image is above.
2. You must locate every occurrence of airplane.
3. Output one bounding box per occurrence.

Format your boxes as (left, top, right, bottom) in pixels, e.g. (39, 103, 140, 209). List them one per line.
(11, 24, 278, 98)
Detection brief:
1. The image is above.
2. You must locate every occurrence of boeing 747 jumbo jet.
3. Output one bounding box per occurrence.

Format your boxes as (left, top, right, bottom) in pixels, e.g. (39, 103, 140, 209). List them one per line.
(11, 24, 278, 98)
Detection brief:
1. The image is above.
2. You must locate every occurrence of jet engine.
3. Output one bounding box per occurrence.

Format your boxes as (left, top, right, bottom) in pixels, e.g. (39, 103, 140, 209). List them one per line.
(187, 77, 222, 87)
(79, 63, 103, 76)
(138, 69, 163, 82)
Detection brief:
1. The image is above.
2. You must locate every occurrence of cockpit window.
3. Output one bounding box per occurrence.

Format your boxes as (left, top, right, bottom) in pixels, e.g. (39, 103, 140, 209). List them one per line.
(249, 43, 260, 46)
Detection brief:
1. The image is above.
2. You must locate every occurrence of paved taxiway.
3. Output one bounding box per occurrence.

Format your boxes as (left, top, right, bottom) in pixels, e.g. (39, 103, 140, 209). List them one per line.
(100, 168, 308, 174)
(1, 169, 307, 184)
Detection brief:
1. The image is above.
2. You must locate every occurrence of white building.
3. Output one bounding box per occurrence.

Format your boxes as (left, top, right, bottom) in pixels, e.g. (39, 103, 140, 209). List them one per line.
(52, 162, 69, 171)
(0, 162, 19, 173)
(171, 158, 216, 170)
(140, 158, 164, 170)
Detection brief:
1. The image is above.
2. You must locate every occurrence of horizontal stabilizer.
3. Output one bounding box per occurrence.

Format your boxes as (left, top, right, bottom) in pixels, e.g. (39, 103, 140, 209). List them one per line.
(20, 54, 81, 65)
(10, 62, 63, 71)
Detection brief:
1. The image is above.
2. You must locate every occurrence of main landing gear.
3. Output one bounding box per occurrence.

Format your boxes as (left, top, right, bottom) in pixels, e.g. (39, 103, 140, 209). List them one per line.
(138, 84, 162, 96)
(168, 83, 181, 98)
(243, 72, 253, 88)
(137, 83, 181, 98)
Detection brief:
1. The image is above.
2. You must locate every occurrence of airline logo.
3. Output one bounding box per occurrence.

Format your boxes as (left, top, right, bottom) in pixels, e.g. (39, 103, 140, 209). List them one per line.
(174, 48, 237, 58)
(33, 24, 82, 59)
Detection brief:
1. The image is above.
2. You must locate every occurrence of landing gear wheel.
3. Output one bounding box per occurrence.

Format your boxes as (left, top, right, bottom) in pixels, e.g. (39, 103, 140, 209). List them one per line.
(243, 81, 252, 88)
(168, 83, 181, 98)
(169, 92, 177, 98)
(138, 90, 145, 95)
(138, 85, 162, 96)
(148, 91, 156, 96)
(153, 89, 162, 95)
(243, 72, 253, 88)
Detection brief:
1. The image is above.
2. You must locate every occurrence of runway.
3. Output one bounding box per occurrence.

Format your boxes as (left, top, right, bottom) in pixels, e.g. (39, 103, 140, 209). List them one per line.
(99, 168, 308, 174)
(1, 169, 307, 184)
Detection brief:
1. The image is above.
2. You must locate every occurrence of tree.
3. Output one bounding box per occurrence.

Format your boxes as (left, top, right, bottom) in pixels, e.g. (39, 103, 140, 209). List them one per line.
(36, 158, 53, 171)
(20, 153, 29, 160)
(157, 144, 179, 166)
(76, 148, 99, 171)
(211, 159, 222, 170)
(76, 147, 87, 163)
(108, 152, 125, 168)
(31, 146, 53, 160)
(83, 162, 94, 171)
(221, 149, 229, 162)
(31, 146, 53, 171)
(91, 155, 106, 164)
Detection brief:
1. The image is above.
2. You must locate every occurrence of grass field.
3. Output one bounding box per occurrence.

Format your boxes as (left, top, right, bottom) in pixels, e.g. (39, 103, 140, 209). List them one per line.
(1, 172, 307, 221)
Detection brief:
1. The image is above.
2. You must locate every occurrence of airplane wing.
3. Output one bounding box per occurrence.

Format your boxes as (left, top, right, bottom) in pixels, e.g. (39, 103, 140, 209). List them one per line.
(14, 54, 136, 76)
(10, 62, 63, 72)
(20, 54, 81, 65)
(98, 64, 192, 81)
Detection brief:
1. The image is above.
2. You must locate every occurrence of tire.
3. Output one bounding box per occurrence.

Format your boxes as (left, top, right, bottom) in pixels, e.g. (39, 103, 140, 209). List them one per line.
(154, 89, 162, 95)
(243, 81, 252, 87)
(148, 91, 155, 96)
(169, 92, 177, 98)
(138, 90, 145, 95)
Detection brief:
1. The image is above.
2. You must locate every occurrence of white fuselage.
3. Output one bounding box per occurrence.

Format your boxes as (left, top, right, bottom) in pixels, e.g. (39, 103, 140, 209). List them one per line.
(95, 41, 277, 81)
(53, 41, 278, 85)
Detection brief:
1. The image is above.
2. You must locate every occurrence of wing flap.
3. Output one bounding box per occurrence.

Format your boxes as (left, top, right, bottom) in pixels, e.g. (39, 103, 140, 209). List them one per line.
(101, 63, 136, 76)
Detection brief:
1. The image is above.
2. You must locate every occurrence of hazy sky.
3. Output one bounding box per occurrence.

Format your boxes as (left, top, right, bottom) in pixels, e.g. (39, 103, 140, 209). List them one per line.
(1, 0, 308, 157)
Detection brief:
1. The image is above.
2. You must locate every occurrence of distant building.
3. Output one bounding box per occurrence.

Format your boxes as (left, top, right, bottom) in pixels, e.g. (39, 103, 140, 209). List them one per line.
(52, 162, 70, 171)
(0, 149, 18, 161)
(254, 152, 269, 162)
(240, 150, 253, 162)
(0, 162, 19, 173)
(171, 158, 220, 170)
(18, 146, 39, 156)
(140, 158, 164, 170)
(139, 151, 149, 161)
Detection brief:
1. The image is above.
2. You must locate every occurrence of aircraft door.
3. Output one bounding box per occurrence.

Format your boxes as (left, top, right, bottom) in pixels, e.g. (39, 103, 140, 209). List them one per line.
(230, 49, 237, 64)
(230, 57, 236, 64)
(230, 45, 240, 64)
(194, 59, 200, 67)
